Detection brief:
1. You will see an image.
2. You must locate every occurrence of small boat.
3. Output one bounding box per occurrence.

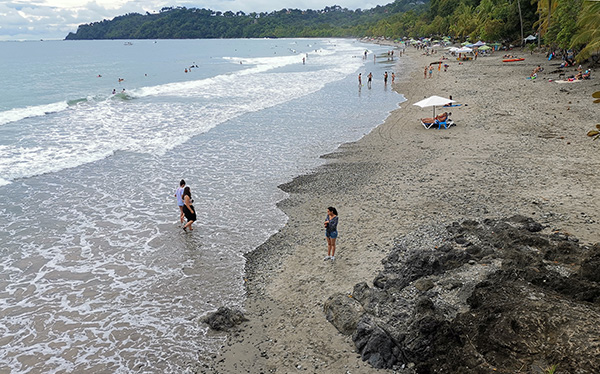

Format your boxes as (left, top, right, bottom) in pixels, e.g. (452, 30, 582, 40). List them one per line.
(503, 58, 525, 62)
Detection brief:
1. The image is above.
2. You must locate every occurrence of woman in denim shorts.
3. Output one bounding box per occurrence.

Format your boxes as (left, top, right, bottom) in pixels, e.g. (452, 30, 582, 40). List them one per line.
(324, 207, 338, 261)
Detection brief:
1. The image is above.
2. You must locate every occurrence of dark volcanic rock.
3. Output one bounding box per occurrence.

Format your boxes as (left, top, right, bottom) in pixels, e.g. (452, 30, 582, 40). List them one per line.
(353, 315, 399, 369)
(579, 244, 600, 283)
(202, 307, 248, 331)
(331, 217, 600, 373)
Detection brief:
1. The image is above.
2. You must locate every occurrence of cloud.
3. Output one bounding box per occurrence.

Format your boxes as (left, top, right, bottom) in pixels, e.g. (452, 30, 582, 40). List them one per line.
(0, 1, 150, 39)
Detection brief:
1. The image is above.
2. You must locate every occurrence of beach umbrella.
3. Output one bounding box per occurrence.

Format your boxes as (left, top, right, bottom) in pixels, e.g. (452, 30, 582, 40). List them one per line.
(472, 41, 486, 47)
(413, 95, 455, 117)
(461, 41, 471, 46)
(478, 45, 492, 50)
(456, 47, 473, 53)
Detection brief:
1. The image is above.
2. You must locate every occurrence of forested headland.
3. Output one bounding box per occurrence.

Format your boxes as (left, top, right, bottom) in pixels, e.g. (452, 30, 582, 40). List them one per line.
(65, 0, 599, 61)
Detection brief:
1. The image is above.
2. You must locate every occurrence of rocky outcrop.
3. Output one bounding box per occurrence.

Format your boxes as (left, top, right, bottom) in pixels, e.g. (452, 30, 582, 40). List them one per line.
(329, 216, 600, 373)
(202, 307, 248, 331)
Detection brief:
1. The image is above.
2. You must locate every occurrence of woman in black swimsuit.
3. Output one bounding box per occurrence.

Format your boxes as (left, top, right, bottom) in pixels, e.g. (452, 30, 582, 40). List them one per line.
(182, 186, 196, 231)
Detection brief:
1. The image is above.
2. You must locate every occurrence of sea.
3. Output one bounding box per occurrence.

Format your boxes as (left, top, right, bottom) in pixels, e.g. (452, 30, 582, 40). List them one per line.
(0, 38, 405, 373)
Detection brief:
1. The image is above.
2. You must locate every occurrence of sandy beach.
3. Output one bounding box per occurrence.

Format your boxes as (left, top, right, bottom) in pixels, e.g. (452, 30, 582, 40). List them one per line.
(202, 46, 600, 373)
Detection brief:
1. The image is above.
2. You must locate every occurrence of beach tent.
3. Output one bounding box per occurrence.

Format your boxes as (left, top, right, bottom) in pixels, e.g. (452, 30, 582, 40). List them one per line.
(456, 47, 473, 53)
(524, 35, 537, 43)
(472, 41, 486, 47)
(478, 45, 492, 51)
(414, 95, 455, 117)
(461, 41, 471, 46)
(489, 42, 502, 51)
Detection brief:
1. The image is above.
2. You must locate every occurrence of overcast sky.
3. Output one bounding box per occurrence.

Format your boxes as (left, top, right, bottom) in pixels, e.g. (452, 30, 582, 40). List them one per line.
(0, 0, 392, 40)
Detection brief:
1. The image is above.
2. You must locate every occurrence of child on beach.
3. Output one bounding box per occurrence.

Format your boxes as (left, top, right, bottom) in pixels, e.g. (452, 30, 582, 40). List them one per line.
(324, 207, 338, 261)
(175, 179, 185, 223)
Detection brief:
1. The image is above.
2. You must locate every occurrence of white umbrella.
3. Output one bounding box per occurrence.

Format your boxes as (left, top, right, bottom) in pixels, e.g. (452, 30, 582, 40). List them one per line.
(413, 95, 455, 117)
(456, 47, 473, 53)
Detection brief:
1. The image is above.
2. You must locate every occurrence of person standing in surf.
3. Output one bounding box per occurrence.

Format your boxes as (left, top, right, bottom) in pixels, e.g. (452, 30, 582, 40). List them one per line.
(367, 72, 372, 89)
(182, 186, 196, 232)
(175, 179, 186, 223)
(324, 207, 338, 261)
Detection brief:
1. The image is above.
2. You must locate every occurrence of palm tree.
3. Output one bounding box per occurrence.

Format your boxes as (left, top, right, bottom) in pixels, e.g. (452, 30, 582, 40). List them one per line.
(572, 0, 600, 60)
(535, 0, 558, 41)
(517, 0, 524, 46)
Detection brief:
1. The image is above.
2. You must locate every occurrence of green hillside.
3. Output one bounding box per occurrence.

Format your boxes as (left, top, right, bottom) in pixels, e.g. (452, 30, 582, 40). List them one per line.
(65, 0, 599, 61)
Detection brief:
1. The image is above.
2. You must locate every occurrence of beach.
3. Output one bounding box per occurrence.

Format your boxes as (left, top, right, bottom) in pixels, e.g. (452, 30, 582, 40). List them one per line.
(203, 47, 600, 373)
(0, 39, 406, 372)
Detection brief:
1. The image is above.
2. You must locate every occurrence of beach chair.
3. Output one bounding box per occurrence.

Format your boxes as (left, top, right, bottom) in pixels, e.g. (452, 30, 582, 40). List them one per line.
(434, 112, 452, 129)
(434, 118, 455, 129)
(421, 112, 455, 130)
(421, 118, 437, 129)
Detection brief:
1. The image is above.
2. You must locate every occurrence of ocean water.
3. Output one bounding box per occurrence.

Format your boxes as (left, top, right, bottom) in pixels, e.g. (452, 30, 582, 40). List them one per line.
(0, 38, 404, 373)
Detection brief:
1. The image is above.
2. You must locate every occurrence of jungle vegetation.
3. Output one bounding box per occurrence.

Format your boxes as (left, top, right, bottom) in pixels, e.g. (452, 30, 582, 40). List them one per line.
(65, 0, 599, 61)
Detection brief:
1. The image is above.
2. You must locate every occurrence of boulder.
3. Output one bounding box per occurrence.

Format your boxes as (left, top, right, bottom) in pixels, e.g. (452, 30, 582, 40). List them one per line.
(353, 315, 399, 369)
(202, 306, 248, 331)
(323, 293, 364, 335)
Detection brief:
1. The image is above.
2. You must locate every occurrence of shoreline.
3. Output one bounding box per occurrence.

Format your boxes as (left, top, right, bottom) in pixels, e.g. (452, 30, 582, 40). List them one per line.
(202, 47, 600, 373)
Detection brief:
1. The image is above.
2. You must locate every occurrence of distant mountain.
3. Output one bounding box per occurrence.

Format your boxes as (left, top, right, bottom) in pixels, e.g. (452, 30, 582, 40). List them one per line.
(65, 1, 427, 40)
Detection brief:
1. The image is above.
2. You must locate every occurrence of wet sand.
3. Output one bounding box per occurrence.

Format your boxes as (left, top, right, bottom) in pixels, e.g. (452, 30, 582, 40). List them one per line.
(202, 47, 600, 373)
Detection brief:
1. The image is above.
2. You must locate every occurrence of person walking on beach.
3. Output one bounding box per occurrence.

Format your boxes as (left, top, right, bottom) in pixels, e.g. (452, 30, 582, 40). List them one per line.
(424, 66, 428, 79)
(358, 73, 362, 87)
(182, 186, 196, 232)
(391, 72, 395, 84)
(367, 72, 372, 89)
(384, 71, 388, 85)
(175, 179, 186, 223)
(324, 207, 338, 261)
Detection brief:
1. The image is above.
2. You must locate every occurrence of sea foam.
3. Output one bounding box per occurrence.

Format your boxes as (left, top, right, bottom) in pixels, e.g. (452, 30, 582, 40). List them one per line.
(0, 101, 69, 126)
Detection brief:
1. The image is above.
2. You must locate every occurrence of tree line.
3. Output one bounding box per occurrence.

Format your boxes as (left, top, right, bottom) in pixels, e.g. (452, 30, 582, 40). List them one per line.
(64, 2, 423, 40)
(65, 0, 599, 61)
